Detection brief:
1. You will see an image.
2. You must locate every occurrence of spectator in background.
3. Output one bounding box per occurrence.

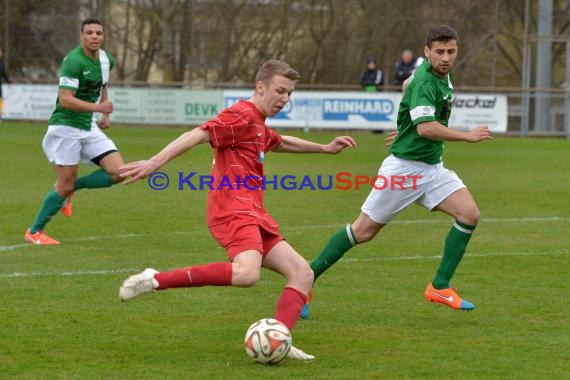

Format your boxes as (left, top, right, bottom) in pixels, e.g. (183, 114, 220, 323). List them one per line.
(0, 48, 12, 121)
(360, 56, 383, 92)
(394, 49, 416, 88)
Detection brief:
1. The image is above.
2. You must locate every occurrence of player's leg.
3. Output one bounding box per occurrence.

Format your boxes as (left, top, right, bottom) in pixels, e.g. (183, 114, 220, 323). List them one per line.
(299, 214, 384, 319)
(262, 241, 315, 360)
(423, 177, 479, 310)
(119, 250, 259, 301)
(62, 127, 122, 217)
(73, 126, 123, 191)
(311, 155, 426, 283)
(262, 240, 313, 330)
(119, 223, 264, 301)
(26, 126, 83, 243)
(25, 164, 77, 244)
(61, 150, 119, 217)
(311, 213, 385, 283)
(303, 155, 429, 318)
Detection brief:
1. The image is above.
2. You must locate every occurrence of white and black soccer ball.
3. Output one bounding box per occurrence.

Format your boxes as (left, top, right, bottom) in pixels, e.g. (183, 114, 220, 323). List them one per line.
(244, 318, 292, 364)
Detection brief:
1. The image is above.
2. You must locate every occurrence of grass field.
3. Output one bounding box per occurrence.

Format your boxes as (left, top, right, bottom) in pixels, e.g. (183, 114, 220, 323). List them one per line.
(1, 121, 569, 379)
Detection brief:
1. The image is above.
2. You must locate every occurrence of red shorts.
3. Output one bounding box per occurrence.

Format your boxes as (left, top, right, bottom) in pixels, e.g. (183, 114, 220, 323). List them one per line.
(209, 221, 285, 260)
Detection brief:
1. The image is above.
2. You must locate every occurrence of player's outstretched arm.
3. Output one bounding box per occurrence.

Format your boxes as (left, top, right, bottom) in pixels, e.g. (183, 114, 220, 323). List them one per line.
(119, 127, 210, 185)
(274, 135, 357, 154)
(417, 122, 493, 143)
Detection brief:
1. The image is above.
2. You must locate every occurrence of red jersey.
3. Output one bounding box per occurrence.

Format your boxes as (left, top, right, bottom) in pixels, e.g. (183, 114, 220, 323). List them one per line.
(199, 100, 283, 230)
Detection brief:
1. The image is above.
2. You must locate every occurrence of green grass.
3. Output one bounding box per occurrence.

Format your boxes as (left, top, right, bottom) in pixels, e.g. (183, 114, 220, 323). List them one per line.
(1, 121, 569, 379)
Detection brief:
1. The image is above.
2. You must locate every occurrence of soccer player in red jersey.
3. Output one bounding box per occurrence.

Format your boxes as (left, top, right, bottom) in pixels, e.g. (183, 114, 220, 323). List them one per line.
(118, 60, 356, 360)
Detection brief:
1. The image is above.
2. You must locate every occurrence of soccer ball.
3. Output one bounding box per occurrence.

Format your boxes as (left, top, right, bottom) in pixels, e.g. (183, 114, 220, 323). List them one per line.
(244, 318, 292, 364)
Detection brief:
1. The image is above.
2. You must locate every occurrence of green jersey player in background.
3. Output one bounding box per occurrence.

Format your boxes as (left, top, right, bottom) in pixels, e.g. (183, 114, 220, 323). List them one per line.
(301, 25, 492, 318)
(25, 18, 124, 245)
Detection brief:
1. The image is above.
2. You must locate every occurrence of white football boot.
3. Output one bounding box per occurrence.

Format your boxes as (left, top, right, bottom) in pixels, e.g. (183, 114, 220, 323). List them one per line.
(287, 346, 315, 360)
(119, 268, 159, 301)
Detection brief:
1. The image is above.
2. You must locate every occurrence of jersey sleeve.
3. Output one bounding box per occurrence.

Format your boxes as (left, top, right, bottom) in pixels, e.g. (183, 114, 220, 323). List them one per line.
(265, 128, 282, 152)
(408, 78, 437, 125)
(58, 55, 82, 91)
(107, 51, 115, 71)
(199, 107, 248, 148)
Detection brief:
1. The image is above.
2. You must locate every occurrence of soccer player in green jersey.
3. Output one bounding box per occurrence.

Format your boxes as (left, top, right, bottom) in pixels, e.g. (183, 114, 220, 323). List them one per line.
(302, 25, 492, 317)
(24, 18, 122, 245)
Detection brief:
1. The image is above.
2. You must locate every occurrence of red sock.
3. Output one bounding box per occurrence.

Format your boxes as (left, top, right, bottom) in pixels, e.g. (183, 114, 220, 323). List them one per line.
(274, 287, 307, 331)
(155, 262, 232, 289)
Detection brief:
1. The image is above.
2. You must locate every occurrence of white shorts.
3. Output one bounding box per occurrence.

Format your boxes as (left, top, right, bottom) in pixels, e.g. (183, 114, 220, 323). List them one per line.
(42, 124, 118, 165)
(361, 154, 465, 224)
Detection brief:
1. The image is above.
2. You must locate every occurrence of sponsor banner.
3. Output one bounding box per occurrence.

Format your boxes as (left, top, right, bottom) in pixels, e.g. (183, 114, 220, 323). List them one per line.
(224, 90, 508, 132)
(224, 90, 401, 129)
(3, 85, 507, 132)
(3, 84, 57, 120)
(109, 88, 222, 124)
(2, 85, 223, 125)
(450, 94, 508, 133)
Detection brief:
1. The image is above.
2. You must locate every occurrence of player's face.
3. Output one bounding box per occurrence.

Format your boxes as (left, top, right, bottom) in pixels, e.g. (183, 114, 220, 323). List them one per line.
(425, 40, 458, 77)
(256, 75, 296, 117)
(80, 24, 104, 53)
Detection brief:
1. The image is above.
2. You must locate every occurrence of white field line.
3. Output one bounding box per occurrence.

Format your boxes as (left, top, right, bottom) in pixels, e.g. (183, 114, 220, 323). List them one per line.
(0, 249, 567, 279)
(1, 216, 567, 253)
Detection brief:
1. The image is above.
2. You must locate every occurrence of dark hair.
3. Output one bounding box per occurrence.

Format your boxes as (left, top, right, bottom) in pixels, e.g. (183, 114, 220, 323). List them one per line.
(426, 25, 459, 48)
(255, 60, 301, 84)
(81, 18, 103, 32)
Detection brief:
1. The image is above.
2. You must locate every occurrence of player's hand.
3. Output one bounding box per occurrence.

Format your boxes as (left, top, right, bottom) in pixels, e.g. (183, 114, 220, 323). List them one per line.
(384, 130, 398, 147)
(325, 136, 357, 154)
(466, 126, 493, 143)
(119, 160, 160, 185)
(98, 114, 111, 129)
(98, 100, 114, 114)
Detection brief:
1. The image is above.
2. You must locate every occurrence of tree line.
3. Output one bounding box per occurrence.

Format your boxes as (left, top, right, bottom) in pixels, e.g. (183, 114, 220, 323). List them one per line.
(1, 0, 569, 89)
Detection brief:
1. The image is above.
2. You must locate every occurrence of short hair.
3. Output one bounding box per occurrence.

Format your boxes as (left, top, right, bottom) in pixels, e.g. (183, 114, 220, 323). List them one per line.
(81, 18, 103, 32)
(255, 60, 301, 85)
(426, 25, 459, 48)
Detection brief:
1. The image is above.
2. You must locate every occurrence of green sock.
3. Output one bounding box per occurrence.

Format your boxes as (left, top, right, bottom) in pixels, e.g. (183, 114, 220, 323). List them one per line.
(30, 189, 66, 233)
(432, 220, 476, 290)
(311, 225, 357, 282)
(74, 168, 114, 190)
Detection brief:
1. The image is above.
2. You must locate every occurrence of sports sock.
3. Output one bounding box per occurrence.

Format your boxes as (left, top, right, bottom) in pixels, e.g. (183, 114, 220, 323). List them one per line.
(73, 168, 114, 190)
(274, 287, 307, 331)
(310, 224, 357, 282)
(432, 220, 476, 290)
(154, 262, 232, 289)
(30, 189, 66, 233)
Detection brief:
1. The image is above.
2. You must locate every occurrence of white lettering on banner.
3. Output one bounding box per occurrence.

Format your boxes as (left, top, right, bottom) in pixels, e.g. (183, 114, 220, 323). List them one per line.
(323, 99, 393, 114)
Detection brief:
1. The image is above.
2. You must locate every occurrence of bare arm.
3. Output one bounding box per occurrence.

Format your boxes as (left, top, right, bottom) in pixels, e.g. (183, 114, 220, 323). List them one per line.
(417, 121, 493, 143)
(273, 135, 357, 154)
(58, 88, 114, 114)
(119, 127, 211, 185)
(98, 87, 111, 129)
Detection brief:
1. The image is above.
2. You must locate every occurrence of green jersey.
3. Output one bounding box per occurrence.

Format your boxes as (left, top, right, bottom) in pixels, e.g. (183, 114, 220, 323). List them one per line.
(48, 45, 114, 130)
(389, 59, 453, 164)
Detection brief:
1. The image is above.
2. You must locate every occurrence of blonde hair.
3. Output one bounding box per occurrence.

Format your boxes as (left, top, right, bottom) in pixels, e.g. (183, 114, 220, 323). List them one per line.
(255, 60, 300, 85)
